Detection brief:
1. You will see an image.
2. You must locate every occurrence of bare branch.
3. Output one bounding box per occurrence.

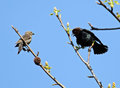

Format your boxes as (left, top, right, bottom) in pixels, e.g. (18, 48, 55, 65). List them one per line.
(88, 23, 120, 30)
(97, 0, 120, 23)
(11, 25, 65, 88)
(54, 9, 103, 88)
(39, 64, 65, 88)
(87, 42, 95, 64)
(88, 76, 94, 78)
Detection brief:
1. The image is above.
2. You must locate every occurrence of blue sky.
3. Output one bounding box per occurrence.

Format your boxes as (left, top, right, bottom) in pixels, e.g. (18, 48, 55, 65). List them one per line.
(1, 0, 120, 88)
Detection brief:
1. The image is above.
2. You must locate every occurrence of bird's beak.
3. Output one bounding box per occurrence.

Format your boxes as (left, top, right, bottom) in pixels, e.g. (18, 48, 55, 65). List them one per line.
(32, 33, 35, 35)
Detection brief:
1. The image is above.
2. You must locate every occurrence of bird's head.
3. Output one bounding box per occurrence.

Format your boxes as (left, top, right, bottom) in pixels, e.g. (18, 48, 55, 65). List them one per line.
(25, 31, 35, 36)
(72, 27, 82, 36)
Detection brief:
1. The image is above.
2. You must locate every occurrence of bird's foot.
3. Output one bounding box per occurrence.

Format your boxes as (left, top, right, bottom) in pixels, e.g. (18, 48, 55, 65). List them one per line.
(23, 48, 27, 51)
(26, 48, 30, 52)
(23, 47, 30, 52)
(75, 46, 81, 51)
(81, 46, 85, 49)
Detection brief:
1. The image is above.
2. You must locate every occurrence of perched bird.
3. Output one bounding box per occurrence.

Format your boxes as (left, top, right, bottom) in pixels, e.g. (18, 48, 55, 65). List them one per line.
(72, 27, 108, 54)
(15, 31, 34, 54)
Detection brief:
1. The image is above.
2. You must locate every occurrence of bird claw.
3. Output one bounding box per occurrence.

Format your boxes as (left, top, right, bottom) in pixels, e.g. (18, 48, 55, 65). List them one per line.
(75, 46, 81, 51)
(22, 47, 30, 52)
(27, 48, 30, 52)
(23, 48, 27, 51)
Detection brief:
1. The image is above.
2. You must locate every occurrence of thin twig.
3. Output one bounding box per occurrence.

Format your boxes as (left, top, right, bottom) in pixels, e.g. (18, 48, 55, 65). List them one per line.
(39, 64, 65, 88)
(87, 42, 94, 64)
(97, 0, 120, 23)
(88, 23, 120, 30)
(37, 52, 39, 56)
(55, 11, 103, 88)
(11, 25, 65, 88)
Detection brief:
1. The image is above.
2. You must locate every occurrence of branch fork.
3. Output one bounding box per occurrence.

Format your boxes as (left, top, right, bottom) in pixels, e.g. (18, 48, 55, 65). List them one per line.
(54, 8, 103, 88)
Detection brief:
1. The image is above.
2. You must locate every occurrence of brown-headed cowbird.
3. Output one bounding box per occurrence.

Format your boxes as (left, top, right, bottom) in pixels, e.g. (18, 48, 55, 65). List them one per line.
(72, 27, 108, 54)
(15, 31, 34, 54)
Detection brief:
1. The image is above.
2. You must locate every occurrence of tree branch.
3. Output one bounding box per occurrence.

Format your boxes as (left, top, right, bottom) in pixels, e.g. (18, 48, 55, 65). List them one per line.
(87, 42, 95, 64)
(97, 0, 120, 23)
(11, 25, 65, 88)
(54, 8, 103, 88)
(88, 23, 120, 30)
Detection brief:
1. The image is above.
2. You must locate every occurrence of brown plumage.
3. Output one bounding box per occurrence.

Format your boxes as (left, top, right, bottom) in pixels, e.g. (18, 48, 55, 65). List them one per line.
(15, 31, 34, 54)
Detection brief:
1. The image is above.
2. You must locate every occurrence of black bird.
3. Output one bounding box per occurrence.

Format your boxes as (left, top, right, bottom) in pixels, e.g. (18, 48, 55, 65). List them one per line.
(72, 27, 108, 54)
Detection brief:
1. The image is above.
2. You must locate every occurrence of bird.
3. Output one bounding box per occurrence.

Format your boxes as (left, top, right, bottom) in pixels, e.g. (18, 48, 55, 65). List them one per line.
(72, 27, 108, 54)
(15, 31, 34, 54)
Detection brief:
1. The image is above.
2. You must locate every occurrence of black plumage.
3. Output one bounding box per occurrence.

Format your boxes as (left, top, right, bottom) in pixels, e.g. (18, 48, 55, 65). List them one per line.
(72, 27, 108, 54)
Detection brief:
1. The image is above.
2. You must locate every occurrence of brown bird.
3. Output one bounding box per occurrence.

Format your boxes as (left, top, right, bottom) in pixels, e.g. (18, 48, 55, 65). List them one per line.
(72, 27, 108, 54)
(15, 31, 34, 54)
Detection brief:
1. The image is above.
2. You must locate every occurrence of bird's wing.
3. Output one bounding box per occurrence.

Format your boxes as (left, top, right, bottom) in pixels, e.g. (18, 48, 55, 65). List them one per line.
(16, 39, 22, 44)
(16, 34, 30, 44)
(22, 34, 31, 40)
(82, 29, 103, 45)
(16, 33, 32, 46)
(18, 43, 23, 54)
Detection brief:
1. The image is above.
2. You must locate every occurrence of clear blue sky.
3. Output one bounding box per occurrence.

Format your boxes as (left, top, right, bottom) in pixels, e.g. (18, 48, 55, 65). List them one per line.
(1, 0, 120, 88)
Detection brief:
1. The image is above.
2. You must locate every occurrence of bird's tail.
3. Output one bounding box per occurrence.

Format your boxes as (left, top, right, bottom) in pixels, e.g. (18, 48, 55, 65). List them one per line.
(93, 42, 108, 54)
(15, 44, 18, 47)
(18, 43, 23, 54)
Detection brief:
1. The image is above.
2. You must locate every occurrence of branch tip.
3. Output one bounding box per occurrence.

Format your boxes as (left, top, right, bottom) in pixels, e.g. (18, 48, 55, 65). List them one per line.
(97, 0, 120, 22)
(37, 52, 39, 56)
(96, 1, 100, 5)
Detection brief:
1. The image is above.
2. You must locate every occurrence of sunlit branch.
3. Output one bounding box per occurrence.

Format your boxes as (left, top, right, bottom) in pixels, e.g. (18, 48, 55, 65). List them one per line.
(97, 0, 120, 23)
(88, 23, 120, 30)
(54, 7, 103, 88)
(11, 25, 65, 88)
(87, 42, 95, 64)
